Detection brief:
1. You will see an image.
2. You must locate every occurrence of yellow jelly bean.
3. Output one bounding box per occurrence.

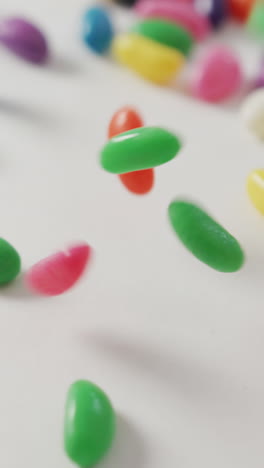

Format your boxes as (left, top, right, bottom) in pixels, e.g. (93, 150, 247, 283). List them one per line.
(247, 169, 264, 214)
(112, 33, 185, 85)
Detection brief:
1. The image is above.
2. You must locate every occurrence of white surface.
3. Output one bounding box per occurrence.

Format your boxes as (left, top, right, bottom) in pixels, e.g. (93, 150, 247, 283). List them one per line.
(1, 1, 264, 467)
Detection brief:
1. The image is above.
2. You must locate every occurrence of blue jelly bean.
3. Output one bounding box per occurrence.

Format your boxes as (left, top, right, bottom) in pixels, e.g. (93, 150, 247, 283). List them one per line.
(82, 7, 114, 54)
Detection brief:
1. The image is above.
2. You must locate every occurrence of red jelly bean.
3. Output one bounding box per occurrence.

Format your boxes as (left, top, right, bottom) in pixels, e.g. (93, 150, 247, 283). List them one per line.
(119, 169, 154, 194)
(25, 243, 91, 296)
(228, 0, 255, 21)
(108, 107, 154, 195)
(108, 106, 143, 138)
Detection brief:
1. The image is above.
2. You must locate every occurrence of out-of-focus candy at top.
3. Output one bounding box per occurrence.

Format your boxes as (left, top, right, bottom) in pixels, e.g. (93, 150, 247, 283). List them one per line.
(0, 17, 49, 64)
(190, 46, 242, 102)
(112, 33, 185, 85)
(228, 0, 255, 21)
(82, 7, 114, 54)
(135, 0, 211, 40)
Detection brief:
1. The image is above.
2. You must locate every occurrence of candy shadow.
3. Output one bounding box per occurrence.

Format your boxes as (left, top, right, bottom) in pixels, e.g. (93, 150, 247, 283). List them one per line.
(100, 414, 147, 468)
(48, 55, 83, 75)
(0, 98, 57, 127)
(0, 274, 37, 301)
(84, 331, 247, 422)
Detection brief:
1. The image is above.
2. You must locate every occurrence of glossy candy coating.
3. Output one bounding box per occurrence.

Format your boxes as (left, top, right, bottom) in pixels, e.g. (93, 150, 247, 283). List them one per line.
(112, 33, 185, 85)
(108, 106, 143, 138)
(108, 107, 154, 195)
(241, 89, 264, 140)
(0, 239, 21, 285)
(131, 18, 193, 56)
(247, 2, 264, 35)
(119, 169, 154, 194)
(64, 380, 116, 468)
(0, 17, 48, 64)
(135, 0, 211, 40)
(168, 200, 244, 272)
(82, 7, 114, 54)
(247, 169, 264, 215)
(194, 0, 228, 28)
(191, 46, 242, 102)
(101, 126, 181, 173)
(25, 243, 91, 296)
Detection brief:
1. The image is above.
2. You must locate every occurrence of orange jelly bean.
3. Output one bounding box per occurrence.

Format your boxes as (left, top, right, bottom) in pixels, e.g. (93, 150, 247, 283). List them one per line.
(228, 0, 255, 22)
(108, 106, 154, 195)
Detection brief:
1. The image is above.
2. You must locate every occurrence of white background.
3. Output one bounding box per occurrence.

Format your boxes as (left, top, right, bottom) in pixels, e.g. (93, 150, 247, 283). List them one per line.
(0, 1, 264, 467)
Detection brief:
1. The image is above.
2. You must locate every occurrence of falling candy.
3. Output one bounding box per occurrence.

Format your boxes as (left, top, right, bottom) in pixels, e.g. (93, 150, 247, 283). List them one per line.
(101, 126, 182, 173)
(0, 238, 21, 285)
(228, 0, 255, 21)
(112, 33, 185, 85)
(168, 200, 244, 272)
(194, 0, 228, 28)
(82, 7, 114, 54)
(0, 17, 48, 64)
(25, 243, 91, 296)
(64, 380, 116, 468)
(190, 46, 242, 102)
(108, 106, 143, 138)
(108, 106, 154, 195)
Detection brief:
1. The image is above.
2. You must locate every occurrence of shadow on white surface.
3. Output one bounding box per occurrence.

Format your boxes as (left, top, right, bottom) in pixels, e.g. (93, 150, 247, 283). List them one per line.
(0, 98, 57, 127)
(0, 274, 37, 301)
(48, 55, 83, 75)
(85, 332, 246, 422)
(100, 414, 147, 468)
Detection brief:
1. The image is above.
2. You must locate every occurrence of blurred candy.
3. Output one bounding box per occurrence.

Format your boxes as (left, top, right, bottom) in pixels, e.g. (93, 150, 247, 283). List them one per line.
(228, 0, 255, 21)
(168, 200, 244, 272)
(190, 46, 242, 102)
(101, 126, 182, 173)
(25, 243, 91, 296)
(131, 18, 194, 56)
(113, 0, 137, 5)
(247, 2, 264, 35)
(135, 0, 211, 40)
(112, 33, 185, 85)
(241, 88, 264, 140)
(82, 7, 114, 54)
(194, 0, 228, 28)
(64, 380, 116, 468)
(0, 17, 48, 64)
(247, 169, 264, 214)
(0, 239, 21, 285)
(252, 58, 264, 89)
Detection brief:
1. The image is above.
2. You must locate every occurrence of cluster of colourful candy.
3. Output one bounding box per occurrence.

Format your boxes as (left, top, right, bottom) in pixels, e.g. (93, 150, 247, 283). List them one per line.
(81, 0, 264, 103)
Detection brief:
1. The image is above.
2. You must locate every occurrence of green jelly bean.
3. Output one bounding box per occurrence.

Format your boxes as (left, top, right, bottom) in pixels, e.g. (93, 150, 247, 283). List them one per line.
(248, 2, 264, 35)
(168, 200, 244, 272)
(131, 19, 193, 56)
(64, 380, 116, 468)
(0, 238, 21, 284)
(101, 126, 181, 174)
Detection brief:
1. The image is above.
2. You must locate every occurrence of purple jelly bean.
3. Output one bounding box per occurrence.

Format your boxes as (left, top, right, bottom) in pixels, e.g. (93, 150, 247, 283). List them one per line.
(195, 0, 228, 28)
(252, 59, 264, 90)
(0, 17, 49, 64)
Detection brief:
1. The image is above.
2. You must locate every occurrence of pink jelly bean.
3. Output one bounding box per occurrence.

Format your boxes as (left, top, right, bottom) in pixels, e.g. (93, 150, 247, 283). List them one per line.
(190, 46, 242, 102)
(25, 243, 92, 296)
(135, 0, 211, 40)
